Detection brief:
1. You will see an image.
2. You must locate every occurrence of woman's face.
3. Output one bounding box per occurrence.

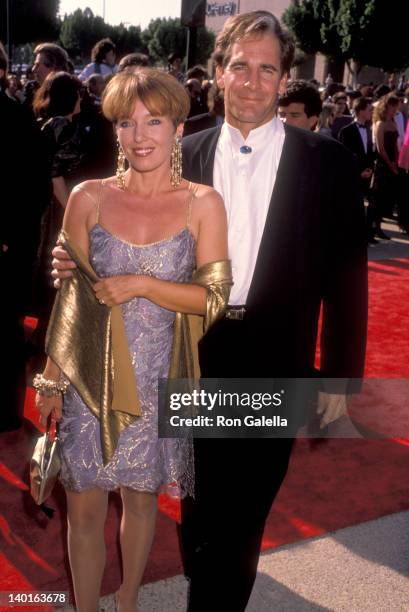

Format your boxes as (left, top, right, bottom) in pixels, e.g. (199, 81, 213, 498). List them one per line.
(386, 103, 398, 120)
(116, 98, 182, 176)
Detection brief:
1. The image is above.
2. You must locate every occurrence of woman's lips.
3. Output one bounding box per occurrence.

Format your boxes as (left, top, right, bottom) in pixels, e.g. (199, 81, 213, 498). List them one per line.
(132, 147, 154, 157)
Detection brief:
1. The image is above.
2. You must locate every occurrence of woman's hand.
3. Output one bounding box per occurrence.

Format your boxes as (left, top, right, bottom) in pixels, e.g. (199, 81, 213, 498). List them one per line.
(35, 393, 63, 427)
(93, 275, 149, 307)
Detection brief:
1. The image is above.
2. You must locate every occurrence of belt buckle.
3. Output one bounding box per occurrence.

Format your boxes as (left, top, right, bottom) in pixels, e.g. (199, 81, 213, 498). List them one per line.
(226, 307, 245, 320)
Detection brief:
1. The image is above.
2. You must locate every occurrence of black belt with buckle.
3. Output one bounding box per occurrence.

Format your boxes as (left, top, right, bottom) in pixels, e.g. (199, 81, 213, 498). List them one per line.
(225, 305, 246, 320)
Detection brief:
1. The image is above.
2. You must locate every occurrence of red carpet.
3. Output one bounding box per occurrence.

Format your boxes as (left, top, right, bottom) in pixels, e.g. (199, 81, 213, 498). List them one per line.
(1, 258, 408, 605)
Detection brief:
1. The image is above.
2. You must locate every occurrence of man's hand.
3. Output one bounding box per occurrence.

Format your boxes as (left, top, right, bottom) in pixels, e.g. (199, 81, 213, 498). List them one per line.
(316, 392, 350, 429)
(51, 245, 77, 288)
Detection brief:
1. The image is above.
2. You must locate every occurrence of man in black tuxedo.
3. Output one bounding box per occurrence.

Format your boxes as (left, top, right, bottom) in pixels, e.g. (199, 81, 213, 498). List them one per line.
(339, 97, 377, 243)
(180, 11, 367, 612)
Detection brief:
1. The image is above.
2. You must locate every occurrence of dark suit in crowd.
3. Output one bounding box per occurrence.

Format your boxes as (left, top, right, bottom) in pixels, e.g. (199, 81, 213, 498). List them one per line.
(180, 123, 368, 611)
(1, 91, 50, 430)
(339, 121, 376, 240)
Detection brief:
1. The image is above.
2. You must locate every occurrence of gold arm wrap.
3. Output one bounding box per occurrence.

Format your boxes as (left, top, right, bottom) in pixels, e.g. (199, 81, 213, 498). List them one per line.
(169, 259, 233, 381)
(45, 230, 141, 465)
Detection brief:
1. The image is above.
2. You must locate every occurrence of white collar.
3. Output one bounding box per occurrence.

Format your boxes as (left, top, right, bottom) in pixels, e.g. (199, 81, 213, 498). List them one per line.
(221, 117, 283, 151)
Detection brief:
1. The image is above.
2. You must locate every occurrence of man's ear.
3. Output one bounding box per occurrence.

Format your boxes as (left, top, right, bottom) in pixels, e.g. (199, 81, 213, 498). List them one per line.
(278, 73, 288, 96)
(308, 115, 319, 131)
(215, 64, 225, 90)
(0, 69, 5, 80)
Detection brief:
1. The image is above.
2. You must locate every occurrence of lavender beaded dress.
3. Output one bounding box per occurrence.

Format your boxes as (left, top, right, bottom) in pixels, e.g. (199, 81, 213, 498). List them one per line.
(59, 213, 196, 498)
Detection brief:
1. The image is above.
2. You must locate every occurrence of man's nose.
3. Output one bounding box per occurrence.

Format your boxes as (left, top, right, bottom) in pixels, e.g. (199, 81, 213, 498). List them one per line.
(244, 69, 260, 89)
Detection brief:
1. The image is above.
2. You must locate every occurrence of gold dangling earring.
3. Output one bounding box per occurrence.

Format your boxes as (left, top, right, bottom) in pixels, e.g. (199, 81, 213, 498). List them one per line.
(170, 136, 182, 187)
(116, 140, 126, 190)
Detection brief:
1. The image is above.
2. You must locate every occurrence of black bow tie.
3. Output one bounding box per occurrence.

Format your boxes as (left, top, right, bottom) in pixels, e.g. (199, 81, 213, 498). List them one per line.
(357, 123, 367, 129)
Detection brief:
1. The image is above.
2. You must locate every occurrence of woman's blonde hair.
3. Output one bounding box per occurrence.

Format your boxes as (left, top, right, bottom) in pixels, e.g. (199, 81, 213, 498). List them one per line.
(373, 93, 399, 123)
(102, 68, 190, 127)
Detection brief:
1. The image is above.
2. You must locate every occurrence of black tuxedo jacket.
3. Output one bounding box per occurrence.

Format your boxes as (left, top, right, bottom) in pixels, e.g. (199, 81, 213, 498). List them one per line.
(182, 124, 368, 385)
(339, 121, 375, 174)
(183, 112, 219, 137)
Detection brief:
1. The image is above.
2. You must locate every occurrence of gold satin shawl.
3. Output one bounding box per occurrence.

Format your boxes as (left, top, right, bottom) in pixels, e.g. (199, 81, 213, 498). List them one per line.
(45, 230, 141, 465)
(169, 260, 233, 380)
(46, 230, 232, 464)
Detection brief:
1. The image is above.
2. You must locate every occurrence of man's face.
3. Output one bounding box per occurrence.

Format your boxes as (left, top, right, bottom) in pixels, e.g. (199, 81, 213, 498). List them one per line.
(33, 53, 52, 84)
(334, 96, 347, 114)
(216, 33, 287, 137)
(278, 102, 317, 130)
(361, 104, 373, 123)
(105, 49, 116, 66)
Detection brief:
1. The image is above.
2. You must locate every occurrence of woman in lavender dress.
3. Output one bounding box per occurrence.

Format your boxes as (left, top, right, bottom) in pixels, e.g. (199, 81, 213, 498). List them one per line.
(34, 70, 228, 612)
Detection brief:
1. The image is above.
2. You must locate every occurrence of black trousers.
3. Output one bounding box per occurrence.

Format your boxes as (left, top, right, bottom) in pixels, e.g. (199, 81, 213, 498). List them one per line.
(182, 437, 294, 612)
(180, 319, 296, 611)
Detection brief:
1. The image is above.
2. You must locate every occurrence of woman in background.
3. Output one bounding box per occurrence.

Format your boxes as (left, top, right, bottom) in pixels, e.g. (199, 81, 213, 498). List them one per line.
(372, 93, 400, 238)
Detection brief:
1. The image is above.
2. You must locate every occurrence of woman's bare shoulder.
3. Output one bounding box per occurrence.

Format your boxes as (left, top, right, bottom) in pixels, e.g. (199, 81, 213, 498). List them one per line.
(192, 183, 224, 210)
(71, 178, 107, 200)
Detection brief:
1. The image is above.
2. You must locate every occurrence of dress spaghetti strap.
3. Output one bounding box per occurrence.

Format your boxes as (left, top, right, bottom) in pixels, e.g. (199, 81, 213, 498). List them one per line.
(186, 181, 198, 230)
(96, 179, 104, 225)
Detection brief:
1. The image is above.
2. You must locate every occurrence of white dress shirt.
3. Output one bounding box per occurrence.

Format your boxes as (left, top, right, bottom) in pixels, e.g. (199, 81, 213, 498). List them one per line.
(79, 62, 118, 82)
(213, 118, 285, 305)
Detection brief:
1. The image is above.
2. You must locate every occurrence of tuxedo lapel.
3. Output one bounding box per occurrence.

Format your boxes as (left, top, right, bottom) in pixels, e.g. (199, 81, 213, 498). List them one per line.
(353, 123, 367, 156)
(182, 126, 221, 187)
(200, 128, 220, 186)
(246, 125, 305, 309)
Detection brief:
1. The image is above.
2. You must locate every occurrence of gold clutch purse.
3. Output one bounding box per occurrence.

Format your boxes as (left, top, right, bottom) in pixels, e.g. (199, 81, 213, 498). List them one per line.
(30, 419, 61, 506)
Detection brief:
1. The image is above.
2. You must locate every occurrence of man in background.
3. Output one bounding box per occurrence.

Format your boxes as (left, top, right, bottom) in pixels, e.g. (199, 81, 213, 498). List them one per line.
(278, 79, 322, 130)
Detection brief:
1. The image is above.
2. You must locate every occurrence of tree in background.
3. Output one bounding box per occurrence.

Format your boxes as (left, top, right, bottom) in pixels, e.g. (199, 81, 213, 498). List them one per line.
(0, 0, 60, 46)
(5, 7, 215, 69)
(59, 8, 146, 62)
(283, 0, 409, 82)
(142, 18, 214, 67)
(59, 8, 109, 59)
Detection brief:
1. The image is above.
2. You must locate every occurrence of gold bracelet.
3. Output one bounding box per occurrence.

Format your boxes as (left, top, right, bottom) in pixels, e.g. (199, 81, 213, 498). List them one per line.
(33, 373, 70, 397)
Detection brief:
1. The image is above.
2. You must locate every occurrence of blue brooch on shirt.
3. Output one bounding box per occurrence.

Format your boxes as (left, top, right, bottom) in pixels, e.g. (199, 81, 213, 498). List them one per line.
(240, 145, 252, 154)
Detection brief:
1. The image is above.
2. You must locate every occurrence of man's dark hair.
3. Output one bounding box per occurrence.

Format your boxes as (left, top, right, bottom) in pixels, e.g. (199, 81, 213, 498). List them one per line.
(186, 65, 208, 80)
(279, 80, 322, 117)
(91, 38, 116, 63)
(213, 10, 294, 75)
(118, 53, 150, 72)
(374, 84, 391, 101)
(353, 96, 372, 114)
(33, 43, 69, 72)
(33, 71, 82, 118)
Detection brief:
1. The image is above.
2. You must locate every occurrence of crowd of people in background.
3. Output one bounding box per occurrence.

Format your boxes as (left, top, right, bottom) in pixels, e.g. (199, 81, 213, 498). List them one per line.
(1, 34, 408, 433)
(277, 77, 409, 242)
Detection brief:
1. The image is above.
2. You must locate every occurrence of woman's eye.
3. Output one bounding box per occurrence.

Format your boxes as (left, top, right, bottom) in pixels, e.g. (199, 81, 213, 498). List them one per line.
(149, 118, 161, 125)
(118, 119, 134, 128)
